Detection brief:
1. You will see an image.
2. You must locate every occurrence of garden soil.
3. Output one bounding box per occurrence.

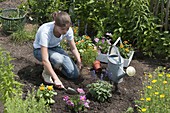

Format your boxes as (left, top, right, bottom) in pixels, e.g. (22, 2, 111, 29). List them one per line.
(0, 1, 170, 113)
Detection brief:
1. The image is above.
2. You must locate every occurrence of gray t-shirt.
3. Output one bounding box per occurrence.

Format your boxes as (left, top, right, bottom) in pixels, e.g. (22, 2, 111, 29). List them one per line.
(33, 21, 73, 49)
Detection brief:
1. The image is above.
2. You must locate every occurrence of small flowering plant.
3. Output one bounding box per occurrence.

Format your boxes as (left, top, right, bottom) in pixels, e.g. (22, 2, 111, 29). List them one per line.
(75, 35, 98, 66)
(36, 83, 57, 104)
(63, 88, 90, 112)
(118, 40, 133, 59)
(94, 33, 112, 54)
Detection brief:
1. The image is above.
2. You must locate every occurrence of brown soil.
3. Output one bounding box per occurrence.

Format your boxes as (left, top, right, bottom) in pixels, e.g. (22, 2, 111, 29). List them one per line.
(0, 1, 170, 113)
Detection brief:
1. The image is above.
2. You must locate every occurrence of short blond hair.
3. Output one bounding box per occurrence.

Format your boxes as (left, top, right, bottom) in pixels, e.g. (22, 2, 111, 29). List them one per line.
(52, 11, 71, 27)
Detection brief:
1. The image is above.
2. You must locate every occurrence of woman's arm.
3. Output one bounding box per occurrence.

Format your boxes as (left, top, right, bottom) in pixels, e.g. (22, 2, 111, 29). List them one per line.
(41, 46, 64, 88)
(68, 39, 82, 69)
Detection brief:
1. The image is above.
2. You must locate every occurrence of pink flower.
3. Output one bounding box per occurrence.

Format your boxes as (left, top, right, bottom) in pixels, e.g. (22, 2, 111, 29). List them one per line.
(94, 38, 99, 43)
(77, 88, 85, 94)
(63, 95, 69, 101)
(80, 95, 86, 101)
(84, 101, 90, 108)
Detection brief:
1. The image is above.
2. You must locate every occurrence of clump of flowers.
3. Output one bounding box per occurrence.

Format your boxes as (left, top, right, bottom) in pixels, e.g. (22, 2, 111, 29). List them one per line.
(136, 66, 170, 113)
(94, 33, 112, 54)
(63, 88, 90, 112)
(36, 83, 57, 104)
(118, 40, 133, 59)
(75, 35, 98, 66)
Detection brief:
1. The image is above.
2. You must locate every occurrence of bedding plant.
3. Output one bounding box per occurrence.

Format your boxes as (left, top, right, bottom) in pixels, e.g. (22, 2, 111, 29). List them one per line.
(36, 83, 57, 104)
(118, 40, 133, 59)
(93, 33, 112, 54)
(63, 88, 90, 112)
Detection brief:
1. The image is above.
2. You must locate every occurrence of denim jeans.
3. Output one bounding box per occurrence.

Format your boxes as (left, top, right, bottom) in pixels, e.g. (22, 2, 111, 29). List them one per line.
(33, 46, 79, 79)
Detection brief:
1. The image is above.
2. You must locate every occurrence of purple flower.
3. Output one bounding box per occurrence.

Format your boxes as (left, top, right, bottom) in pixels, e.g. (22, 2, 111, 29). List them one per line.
(94, 38, 99, 43)
(63, 95, 69, 101)
(102, 38, 105, 44)
(80, 95, 86, 101)
(77, 88, 85, 94)
(66, 100, 74, 106)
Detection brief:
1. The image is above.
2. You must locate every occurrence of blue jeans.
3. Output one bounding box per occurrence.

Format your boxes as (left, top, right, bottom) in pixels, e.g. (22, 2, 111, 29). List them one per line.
(33, 46, 79, 79)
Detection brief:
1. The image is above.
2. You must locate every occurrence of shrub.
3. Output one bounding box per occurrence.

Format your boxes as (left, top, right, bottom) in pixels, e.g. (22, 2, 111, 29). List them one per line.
(4, 90, 51, 113)
(0, 48, 23, 104)
(87, 80, 113, 102)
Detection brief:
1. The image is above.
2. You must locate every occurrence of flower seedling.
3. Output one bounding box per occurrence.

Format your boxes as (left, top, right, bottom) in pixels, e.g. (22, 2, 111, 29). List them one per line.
(36, 83, 57, 104)
(63, 88, 90, 112)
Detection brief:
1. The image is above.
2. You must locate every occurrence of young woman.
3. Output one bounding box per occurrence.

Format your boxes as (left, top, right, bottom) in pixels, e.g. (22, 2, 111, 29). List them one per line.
(33, 11, 82, 89)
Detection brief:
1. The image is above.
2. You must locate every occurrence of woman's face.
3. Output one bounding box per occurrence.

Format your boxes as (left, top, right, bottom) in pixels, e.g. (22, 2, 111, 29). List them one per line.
(54, 24, 70, 35)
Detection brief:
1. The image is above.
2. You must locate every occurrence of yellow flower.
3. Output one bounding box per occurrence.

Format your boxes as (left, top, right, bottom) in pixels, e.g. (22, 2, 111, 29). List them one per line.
(141, 108, 147, 112)
(152, 79, 157, 83)
(146, 97, 151, 101)
(125, 48, 129, 52)
(81, 40, 84, 42)
(166, 74, 170, 78)
(120, 44, 124, 48)
(148, 74, 152, 78)
(158, 73, 163, 77)
(39, 86, 45, 91)
(85, 36, 90, 40)
(147, 86, 152, 89)
(163, 81, 167, 84)
(160, 94, 165, 98)
(140, 98, 144, 101)
(47, 85, 53, 90)
(154, 92, 159, 95)
(123, 40, 128, 44)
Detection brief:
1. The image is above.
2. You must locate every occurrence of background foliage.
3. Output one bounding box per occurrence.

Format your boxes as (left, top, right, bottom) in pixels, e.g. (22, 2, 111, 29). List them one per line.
(18, 0, 170, 58)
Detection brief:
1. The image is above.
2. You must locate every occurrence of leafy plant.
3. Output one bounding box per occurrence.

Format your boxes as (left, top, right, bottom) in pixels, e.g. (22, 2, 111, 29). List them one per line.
(4, 90, 51, 113)
(118, 40, 133, 59)
(0, 48, 23, 104)
(11, 24, 37, 43)
(63, 88, 90, 112)
(87, 80, 113, 102)
(36, 83, 57, 104)
(135, 66, 170, 113)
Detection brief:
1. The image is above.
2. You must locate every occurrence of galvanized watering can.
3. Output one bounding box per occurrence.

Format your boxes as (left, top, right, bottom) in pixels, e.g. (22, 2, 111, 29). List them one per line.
(107, 46, 136, 83)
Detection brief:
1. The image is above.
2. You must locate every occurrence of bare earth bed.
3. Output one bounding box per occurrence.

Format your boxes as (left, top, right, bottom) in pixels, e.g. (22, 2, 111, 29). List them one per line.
(0, 1, 170, 113)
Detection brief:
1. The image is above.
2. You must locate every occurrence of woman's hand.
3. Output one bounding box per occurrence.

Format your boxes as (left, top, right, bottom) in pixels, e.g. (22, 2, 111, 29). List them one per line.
(77, 61, 83, 70)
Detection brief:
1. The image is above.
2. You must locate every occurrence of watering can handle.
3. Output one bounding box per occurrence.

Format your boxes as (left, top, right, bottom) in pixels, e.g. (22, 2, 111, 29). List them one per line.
(108, 45, 122, 62)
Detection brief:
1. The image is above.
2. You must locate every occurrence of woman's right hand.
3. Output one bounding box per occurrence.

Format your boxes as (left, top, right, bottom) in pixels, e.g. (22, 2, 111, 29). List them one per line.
(54, 79, 64, 89)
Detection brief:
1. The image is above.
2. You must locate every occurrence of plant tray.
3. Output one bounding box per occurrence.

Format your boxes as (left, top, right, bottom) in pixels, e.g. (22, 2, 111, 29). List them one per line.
(96, 53, 108, 63)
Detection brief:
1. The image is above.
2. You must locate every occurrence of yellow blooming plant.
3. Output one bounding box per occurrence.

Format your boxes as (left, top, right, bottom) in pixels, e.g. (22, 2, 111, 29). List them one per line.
(118, 40, 133, 59)
(136, 66, 170, 113)
(36, 83, 57, 104)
